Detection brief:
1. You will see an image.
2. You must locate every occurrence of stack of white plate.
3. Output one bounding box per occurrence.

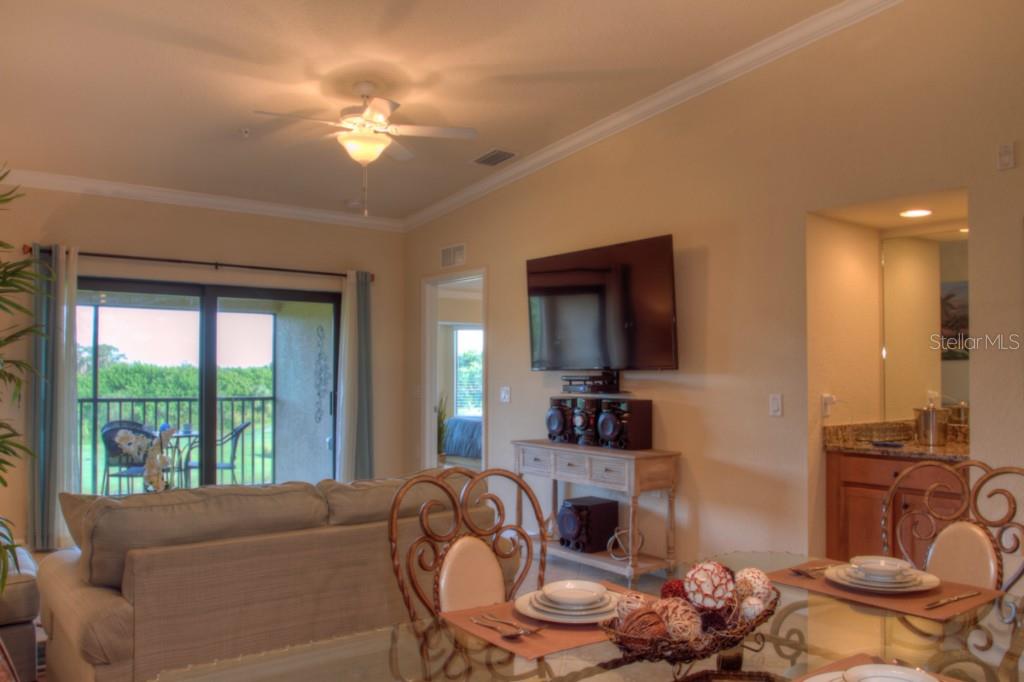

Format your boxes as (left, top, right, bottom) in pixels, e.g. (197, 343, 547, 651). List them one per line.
(805, 663, 937, 681)
(824, 556, 940, 594)
(513, 580, 619, 624)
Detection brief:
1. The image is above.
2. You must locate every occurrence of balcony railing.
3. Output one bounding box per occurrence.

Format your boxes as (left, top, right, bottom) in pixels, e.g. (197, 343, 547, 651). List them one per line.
(78, 396, 274, 494)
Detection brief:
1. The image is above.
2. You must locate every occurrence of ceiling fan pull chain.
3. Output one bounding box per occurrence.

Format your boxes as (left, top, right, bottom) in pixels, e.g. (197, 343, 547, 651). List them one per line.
(362, 165, 369, 217)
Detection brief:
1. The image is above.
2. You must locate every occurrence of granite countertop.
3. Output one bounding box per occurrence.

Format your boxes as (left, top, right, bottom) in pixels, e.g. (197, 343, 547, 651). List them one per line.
(824, 440, 970, 462)
(823, 420, 970, 462)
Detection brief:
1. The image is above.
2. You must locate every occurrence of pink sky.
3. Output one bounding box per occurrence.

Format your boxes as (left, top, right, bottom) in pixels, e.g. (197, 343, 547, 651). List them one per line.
(77, 307, 273, 367)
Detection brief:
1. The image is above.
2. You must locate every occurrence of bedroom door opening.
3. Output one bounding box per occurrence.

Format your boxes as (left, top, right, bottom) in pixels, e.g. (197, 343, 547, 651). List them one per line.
(423, 272, 485, 471)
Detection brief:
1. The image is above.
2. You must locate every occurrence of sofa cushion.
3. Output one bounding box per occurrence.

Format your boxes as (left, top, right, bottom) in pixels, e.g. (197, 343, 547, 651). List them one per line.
(38, 548, 134, 666)
(0, 547, 39, 625)
(317, 468, 483, 526)
(59, 492, 98, 548)
(79, 482, 329, 588)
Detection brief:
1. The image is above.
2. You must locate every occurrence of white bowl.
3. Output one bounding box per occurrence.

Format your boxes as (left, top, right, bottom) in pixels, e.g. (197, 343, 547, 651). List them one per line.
(850, 555, 913, 579)
(540, 579, 607, 606)
(843, 663, 936, 681)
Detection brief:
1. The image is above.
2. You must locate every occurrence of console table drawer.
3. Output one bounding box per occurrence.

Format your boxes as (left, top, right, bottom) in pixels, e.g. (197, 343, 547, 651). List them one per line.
(519, 447, 552, 474)
(555, 452, 588, 480)
(589, 456, 628, 488)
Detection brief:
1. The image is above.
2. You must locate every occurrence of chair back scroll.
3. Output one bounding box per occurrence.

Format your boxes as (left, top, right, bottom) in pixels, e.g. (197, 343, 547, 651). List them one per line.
(881, 459, 1024, 594)
(388, 467, 548, 622)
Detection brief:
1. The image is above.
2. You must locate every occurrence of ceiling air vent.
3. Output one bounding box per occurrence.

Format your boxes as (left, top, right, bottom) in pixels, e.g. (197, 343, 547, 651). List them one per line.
(474, 149, 516, 167)
(441, 244, 466, 269)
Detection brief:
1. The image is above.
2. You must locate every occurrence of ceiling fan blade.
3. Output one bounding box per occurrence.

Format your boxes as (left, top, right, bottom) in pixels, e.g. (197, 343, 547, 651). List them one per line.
(384, 137, 414, 161)
(387, 124, 477, 140)
(253, 110, 341, 126)
(362, 97, 400, 124)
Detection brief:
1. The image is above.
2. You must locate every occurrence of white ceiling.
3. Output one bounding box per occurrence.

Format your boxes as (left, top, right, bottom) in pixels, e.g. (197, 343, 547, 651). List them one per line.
(818, 188, 968, 241)
(3, 0, 892, 227)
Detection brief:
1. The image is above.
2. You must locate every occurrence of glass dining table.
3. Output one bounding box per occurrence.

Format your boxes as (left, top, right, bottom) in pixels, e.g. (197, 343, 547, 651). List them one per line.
(152, 552, 1022, 681)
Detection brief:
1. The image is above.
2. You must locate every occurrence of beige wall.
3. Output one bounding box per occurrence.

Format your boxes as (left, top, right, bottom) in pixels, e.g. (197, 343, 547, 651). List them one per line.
(0, 188, 407, 539)
(882, 237, 942, 419)
(806, 214, 883, 555)
(404, 0, 1024, 559)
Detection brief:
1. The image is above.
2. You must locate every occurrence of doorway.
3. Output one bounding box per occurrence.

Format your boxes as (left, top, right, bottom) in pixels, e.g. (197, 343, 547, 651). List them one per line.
(423, 272, 486, 471)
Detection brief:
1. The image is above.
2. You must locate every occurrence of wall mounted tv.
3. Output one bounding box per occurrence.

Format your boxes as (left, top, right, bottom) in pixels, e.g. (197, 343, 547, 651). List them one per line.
(527, 234, 678, 371)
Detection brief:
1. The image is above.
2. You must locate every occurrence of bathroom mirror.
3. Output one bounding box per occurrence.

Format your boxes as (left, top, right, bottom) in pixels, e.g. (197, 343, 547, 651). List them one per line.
(881, 230, 968, 420)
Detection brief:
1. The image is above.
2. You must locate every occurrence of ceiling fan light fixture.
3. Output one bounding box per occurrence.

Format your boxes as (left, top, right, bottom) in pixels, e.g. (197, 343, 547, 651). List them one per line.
(336, 131, 391, 166)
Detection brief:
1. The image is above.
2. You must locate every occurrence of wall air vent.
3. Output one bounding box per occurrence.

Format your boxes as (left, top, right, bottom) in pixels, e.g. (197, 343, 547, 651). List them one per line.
(441, 244, 466, 269)
(474, 149, 516, 166)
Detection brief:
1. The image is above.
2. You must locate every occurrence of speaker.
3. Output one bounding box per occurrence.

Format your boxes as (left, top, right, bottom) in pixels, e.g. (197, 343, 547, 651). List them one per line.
(556, 496, 618, 553)
(545, 398, 574, 443)
(597, 398, 653, 450)
(572, 398, 601, 446)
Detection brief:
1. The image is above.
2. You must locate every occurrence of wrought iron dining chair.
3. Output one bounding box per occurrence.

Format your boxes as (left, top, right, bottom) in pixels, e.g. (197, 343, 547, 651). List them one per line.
(100, 420, 158, 495)
(882, 459, 1012, 592)
(387, 467, 548, 622)
(184, 421, 252, 485)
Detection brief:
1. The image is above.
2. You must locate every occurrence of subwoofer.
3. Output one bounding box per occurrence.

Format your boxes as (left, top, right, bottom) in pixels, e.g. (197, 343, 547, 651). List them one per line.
(546, 398, 575, 443)
(597, 398, 653, 450)
(572, 398, 601, 446)
(556, 497, 618, 553)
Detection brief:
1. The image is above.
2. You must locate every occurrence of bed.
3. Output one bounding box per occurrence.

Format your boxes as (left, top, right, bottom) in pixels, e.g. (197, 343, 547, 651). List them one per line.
(443, 415, 482, 459)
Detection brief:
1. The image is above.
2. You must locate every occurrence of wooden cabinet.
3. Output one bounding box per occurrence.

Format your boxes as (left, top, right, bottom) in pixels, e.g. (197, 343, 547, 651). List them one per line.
(826, 451, 964, 567)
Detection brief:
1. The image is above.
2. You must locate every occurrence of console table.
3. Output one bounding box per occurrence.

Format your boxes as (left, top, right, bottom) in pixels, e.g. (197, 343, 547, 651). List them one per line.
(512, 439, 680, 587)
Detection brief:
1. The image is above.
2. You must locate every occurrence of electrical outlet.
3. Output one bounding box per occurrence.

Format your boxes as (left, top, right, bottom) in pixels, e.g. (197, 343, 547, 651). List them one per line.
(769, 393, 784, 417)
(499, 386, 511, 404)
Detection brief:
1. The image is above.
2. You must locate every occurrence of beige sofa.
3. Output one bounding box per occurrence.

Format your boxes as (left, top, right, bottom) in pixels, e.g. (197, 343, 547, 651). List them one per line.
(38, 472, 495, 682)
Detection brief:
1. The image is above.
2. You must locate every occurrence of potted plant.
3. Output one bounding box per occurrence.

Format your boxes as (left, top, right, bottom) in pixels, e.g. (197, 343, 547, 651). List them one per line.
(0, 165, 38, 591)
(436, 394, 448, 466)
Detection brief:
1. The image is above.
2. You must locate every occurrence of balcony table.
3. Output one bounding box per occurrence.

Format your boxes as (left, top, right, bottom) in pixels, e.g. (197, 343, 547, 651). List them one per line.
(150, 552, 1023, 681)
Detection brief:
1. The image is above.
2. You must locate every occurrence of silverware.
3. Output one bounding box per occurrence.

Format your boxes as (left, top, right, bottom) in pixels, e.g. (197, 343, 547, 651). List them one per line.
(924, 591, 980, 610)
(480, 613, 546, 635)
(790, 565, 828, 579)
(469, 617, 521, 640)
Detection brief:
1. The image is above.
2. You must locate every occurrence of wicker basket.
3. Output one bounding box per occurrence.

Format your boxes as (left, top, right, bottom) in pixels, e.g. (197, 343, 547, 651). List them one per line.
(600, 587, 780, 666)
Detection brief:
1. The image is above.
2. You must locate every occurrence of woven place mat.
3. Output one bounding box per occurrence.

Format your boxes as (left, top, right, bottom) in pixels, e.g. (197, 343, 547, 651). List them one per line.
(440, 583, 630, 660)
(769, 561, 1003, 622)
(796, 654, 958, 681)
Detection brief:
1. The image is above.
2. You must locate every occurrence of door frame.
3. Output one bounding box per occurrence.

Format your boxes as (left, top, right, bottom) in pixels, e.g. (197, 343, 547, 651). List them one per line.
(421, 268, 487, 470)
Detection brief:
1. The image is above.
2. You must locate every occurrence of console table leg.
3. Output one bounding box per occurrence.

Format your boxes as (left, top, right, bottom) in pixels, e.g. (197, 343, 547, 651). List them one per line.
(667, 486, 676, 570)
(628, 495, 639, 589)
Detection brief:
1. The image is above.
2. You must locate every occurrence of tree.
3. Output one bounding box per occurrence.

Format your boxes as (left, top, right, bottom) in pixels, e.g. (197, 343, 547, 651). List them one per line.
(0, 165, 38, 591)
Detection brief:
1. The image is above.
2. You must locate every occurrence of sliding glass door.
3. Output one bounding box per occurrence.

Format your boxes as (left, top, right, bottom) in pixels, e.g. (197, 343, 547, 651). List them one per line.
(77, 278, 339, 493)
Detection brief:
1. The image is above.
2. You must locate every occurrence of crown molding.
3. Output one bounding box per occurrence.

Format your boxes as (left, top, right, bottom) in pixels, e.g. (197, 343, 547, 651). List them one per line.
(405, 0, 902, 230)
(7, 169, 406, 232)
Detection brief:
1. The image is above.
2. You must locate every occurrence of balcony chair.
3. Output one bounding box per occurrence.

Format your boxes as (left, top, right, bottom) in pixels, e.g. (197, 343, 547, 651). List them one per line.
(184, 421, 252, 485)
(100, 420, 158, 495)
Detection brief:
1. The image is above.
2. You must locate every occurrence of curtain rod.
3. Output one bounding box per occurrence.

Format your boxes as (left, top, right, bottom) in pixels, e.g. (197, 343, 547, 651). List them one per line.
(22, 244, 373, 281)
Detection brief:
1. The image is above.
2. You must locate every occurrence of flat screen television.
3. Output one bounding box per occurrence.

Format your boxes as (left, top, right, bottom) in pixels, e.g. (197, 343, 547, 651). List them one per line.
(527, 235, 677, 371)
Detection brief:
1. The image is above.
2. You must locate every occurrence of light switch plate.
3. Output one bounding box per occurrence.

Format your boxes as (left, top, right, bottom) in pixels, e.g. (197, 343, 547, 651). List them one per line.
(499, 386, 511, 404)
(769, 393, 783, 417)
(998, 142, 1016, 170)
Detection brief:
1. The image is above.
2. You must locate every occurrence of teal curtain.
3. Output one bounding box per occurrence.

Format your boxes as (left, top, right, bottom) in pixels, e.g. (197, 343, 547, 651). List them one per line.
(353, 272, 374, 480)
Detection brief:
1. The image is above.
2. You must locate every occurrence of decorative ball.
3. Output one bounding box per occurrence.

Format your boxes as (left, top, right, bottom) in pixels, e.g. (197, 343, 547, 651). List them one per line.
(660, 578, 687, 600)
(615, 590, 652, 621)
(620, 607, 669, 640)
(735, 567, 773, 602)
(740, 595, 766, 622)
(652, 597, 702, 642)
(700, 609, 730, 632)
(683, 561, 736, 611)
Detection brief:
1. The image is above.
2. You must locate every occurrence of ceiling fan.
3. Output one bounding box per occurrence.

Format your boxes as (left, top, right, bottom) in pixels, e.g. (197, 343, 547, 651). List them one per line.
(255, 81, 477, 216)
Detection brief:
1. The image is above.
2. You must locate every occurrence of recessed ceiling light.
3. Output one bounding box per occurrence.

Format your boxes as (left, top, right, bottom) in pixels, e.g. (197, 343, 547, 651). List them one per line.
(899, 208, 932, 218)
(959, 227, 970, 233)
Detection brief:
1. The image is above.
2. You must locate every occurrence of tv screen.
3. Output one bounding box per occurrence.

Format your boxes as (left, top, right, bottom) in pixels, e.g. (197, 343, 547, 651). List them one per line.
(527, 235, 677, 371)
